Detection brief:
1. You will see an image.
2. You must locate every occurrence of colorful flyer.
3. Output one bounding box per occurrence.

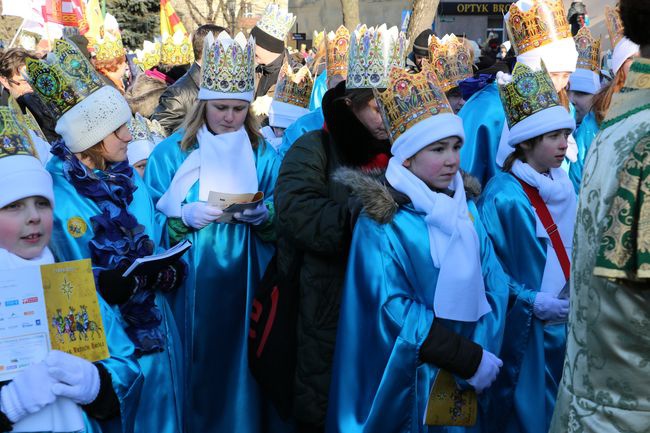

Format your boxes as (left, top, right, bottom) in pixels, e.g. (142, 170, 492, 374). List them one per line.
(41, 259, 109, 362)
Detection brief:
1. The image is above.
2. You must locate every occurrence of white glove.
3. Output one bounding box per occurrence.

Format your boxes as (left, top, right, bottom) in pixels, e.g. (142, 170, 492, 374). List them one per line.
(0, 362, 57, 422)
(234, 203, 269, 226)
(466, 350, 502, 394)
(533, 292, 570, 322)
(181, 202, 223, 229)
(45, 350, 100, 405)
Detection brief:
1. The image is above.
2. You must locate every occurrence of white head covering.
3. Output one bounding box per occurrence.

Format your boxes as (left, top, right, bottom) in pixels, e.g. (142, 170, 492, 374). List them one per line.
(569, 68, 601, 94)
(268, 100, 309, 129)
(611, 37, 639, 75)
(0, 155, 54, 209)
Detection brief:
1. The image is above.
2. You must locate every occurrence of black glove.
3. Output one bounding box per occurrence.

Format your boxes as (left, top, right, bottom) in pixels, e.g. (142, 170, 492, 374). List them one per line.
(150, 261, 187, 293)
(97, 269, 138, 305)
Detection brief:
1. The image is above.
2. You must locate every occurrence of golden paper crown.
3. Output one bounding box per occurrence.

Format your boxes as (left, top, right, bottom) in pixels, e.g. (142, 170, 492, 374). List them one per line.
(89, 14, 125, 62)
(374, 61, 453, 144)
(255, 4, 296, 41)
(313, 30, 325, 52)
(505, 0, 571, 55)
(201, 32, 255, 96)
(347, 24, 408, 89)
(574, 27, 601, 73)
(24, 39, 105, 119)
(326, 25, 350, 79)
(273, 62, 314, 108)
(428, 34, 473, 92)
(0, 107, 37, 159)
(605, 5, 625, 48)
(134, 40, 162, 71)
(161, 30, 194, 65)
(498, 62, 560, 128)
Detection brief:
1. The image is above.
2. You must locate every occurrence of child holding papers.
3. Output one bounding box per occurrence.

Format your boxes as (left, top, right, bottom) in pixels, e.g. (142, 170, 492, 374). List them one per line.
(0, 107, 143, 433)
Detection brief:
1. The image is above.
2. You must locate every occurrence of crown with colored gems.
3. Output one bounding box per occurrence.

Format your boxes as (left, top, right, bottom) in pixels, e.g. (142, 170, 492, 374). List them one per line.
(373, 61, 453, 144)
(505, 0, 571, 55)
(91, 29, 125, 62)
(0, 107, 37, 159)
(428, 34, 473, 92)
(134, 40, 162, 71)
(605, 5, 625, 49)
(498, 62, 560, 128)
(255, 4, 296, 41)
(128, 113, 155, 143)
(347, 24, 407, 89)
(201, 32, 255, 95)
(574, 27, 601, 73)
(24, 39, 105, 119)
(326, 25, 350, 79)
(161, 30, 194, 65)
(273, 62, 314, 108)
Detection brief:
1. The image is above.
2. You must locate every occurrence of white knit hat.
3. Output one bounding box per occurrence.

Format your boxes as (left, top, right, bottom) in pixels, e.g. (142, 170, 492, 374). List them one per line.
(0, 155, 54, 208)
(569, 68, 601, 94)
(391, 113, 465, 163)
(55, 86, 132, 153)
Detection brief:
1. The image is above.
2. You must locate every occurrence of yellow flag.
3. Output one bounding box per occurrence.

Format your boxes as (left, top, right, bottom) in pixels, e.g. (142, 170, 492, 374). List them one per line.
(84, 0, 104, 41)
(160, 0, 188, 36)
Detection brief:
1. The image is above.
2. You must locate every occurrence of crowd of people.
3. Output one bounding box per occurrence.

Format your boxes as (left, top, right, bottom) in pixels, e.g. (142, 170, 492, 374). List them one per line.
(0, 0, 648, 432)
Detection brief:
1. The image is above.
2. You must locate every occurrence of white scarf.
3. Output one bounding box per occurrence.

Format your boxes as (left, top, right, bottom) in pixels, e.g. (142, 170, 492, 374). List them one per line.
(0, 247, 85, 432)
(511, 160, 576, 296)
(157, 126, 259, 217)
(385, 160, 492, 322)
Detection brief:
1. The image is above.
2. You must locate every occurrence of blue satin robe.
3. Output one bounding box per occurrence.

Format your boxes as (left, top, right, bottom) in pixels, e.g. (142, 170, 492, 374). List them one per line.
(279, 108, 324, 157)
(47, 156, 183, 433)
(308, 71, 328, 111)
(568, 111, 599, 193)
(477, 173, 567, 433)
(325, 202, 510, 433)
(458, 83, 506, 187)
(143, 132, 281, 433)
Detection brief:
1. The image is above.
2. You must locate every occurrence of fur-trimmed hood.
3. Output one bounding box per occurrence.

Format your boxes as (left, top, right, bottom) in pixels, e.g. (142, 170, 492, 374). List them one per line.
(333, 167, 481, 224)
(125, 73, 169, 117)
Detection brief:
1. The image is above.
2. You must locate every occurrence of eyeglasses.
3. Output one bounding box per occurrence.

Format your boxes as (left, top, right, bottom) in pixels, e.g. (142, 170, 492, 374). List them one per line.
(112, 124, 132, 142)
(8, 77, 29, 87)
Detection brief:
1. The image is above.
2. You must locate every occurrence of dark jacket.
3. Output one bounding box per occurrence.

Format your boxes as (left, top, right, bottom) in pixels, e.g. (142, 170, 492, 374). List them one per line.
(7, 90, 60, 143)
(151, 62, 200, 134)
(274, 81, 390, 430)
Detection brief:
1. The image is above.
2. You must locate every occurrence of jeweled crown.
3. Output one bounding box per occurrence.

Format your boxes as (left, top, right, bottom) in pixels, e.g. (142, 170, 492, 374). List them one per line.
(255, 4, 296, 41)
(128, 113, 154, 143)
(313, 30, 325, 52)
(326, 25, 350, 79)
(161, 30, 194, 65)
(428, 34, 473, 92)
(7, 97, 46, 141)
(89, 14, 125, 62)
(373, 61, 453, 144)
(505, 0, 571, 55)
(605, 6, 625, 49)
(347, 24, 408, 89)
(273, 62, 314, 108)
(574, 27, 600, 73)
(498, 62, 560, 128)
(201, 32, 255, 95)
(134, 40, 162, 71)
(24, 39, 105, 119)
(0, 107, 37, 159)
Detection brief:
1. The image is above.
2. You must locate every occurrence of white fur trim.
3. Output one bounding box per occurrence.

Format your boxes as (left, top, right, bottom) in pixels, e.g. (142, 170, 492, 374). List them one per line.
(391, 113, 465, 163)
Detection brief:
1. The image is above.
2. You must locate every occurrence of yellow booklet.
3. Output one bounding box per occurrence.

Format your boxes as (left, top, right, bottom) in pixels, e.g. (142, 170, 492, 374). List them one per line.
(41, 259, 109, 362)
(424, 369, 477, 426)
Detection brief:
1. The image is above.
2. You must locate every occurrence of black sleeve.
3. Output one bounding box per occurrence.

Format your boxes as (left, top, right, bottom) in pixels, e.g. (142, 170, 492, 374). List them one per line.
(97, 270, 136, 305)
(82, 364, 120, 421)
(418, 319, 483, 380)
(0, 381, 13, 433)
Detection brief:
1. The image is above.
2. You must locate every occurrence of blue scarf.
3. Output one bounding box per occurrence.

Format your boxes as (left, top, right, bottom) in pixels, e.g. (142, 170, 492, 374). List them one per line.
(51, 140, 164, 356)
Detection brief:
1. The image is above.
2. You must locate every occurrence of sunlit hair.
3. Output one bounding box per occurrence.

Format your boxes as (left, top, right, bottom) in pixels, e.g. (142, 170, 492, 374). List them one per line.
(592, 65, 628, 125)
(179, 100, 261, 151)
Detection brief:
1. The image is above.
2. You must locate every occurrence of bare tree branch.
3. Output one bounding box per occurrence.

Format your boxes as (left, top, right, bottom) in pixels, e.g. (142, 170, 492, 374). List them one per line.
(340, 0, 359, 29)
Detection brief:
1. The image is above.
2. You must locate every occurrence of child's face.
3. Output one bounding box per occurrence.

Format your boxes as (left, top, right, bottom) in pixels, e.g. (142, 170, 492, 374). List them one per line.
(0, 196, 53, 259)
(522, 129, 571, 173)
(403, 136, 463, 190)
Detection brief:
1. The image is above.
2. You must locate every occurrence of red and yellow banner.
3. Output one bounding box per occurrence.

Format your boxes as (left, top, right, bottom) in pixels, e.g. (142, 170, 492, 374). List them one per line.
(160, 0, 188, 36)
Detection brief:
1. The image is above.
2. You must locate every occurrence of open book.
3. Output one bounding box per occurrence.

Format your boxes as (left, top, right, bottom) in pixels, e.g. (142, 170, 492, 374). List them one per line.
(122, 239, 192, 277)
(424, 369, 477, 426)
(208, 191, 265, 224)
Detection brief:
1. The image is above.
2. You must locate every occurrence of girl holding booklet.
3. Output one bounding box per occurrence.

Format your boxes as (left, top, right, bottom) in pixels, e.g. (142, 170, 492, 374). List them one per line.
(325, 62, 512, 433)
(144, 32, 281, 433)
(0, 107, 143, 433)
(477, 64, 576, 433)
(24, 40, 185, 433)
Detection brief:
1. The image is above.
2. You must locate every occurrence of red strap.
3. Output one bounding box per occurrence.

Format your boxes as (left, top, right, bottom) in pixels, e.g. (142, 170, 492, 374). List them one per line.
(514, 176, 571, 280)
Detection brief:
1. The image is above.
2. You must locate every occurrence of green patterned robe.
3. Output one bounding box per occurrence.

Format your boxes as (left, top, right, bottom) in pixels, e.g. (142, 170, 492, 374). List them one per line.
(550, 58, 650, 433)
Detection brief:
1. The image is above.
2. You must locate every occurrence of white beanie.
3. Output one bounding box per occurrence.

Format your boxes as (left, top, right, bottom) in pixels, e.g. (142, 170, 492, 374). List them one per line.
(55, 86, 132, 153)
(569, 68, 601, 94)
(391, 113, 465, 163)
(0, 155, 54, 208)
(127, 138, 155, 166)
(508, 105, 576, 148)
(611, 37, 639, 75)
(268, 100, 309, 129)
(516, 38, 579, 73)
